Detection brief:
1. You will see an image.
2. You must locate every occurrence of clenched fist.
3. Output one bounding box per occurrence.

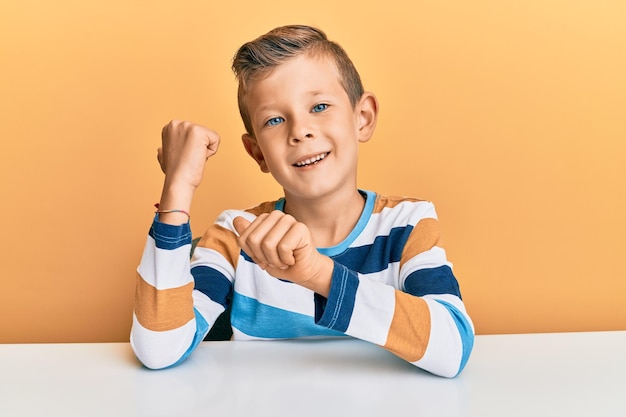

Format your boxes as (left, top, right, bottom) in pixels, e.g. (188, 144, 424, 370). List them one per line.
(158, 120, 220, 190)
(156, 120, 220, 225)
(233, 211, 333, 296)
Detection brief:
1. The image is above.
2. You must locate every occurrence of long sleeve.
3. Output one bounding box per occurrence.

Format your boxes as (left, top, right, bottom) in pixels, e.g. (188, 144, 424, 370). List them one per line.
(131, 220, 214, 369)
(313, 198, 474, 378)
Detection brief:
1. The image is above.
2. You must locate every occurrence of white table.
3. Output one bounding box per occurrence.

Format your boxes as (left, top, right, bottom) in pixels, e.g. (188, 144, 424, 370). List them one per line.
(1, 332, 625, 417)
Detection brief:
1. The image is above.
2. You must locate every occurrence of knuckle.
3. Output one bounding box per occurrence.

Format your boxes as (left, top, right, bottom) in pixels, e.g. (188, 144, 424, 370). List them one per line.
(260, 238, 276, 253)
(247, 234, 262, 248)
(277, 240, 292, 254)
(189, 123, 208, 138)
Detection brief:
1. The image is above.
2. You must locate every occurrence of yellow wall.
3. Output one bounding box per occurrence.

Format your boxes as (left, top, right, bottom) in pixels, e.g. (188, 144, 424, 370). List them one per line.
(1, 1, 624, 342)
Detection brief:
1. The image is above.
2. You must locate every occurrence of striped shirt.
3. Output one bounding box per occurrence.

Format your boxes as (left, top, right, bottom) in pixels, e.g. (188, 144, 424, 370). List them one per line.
(131, 190, 474, 377)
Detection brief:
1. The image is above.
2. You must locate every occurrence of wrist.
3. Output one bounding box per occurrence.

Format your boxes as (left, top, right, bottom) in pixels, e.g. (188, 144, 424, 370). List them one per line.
(154, 204, 190, 224)
(157, 180, 195, 226)
(303, 256, 334, 297)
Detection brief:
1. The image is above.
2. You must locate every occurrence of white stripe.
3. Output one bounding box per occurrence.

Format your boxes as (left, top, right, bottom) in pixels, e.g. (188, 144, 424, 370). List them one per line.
(359, 262, 402, 288)
(136, 235, 193, 290)
(130, 313, 196, 369)
(234, 257, 316, 316)
(215, 209, 256, 231)
(424, 293, 470, 317)
(411, 298, 463, 378)
(346, 279, 396, 345)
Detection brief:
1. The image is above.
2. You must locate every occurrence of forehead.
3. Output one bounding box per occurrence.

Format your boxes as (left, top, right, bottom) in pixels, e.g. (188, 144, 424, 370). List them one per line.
(244, 53, 345, 107)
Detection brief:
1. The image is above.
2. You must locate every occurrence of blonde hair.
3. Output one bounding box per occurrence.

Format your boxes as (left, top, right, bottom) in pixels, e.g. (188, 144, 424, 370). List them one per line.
(232, 25, 364, 136)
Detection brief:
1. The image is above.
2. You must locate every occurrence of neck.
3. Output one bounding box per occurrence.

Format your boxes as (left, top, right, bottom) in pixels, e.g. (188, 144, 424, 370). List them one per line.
(283, 189, 366, 248)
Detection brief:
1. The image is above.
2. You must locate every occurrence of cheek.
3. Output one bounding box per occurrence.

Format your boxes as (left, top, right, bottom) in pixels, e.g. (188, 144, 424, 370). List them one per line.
(258, 146, 283, 171)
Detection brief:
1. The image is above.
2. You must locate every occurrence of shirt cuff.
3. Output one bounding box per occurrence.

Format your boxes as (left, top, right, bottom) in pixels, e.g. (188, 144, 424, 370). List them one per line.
(149, 216, 192, 250)
(314, 261, 359, 333)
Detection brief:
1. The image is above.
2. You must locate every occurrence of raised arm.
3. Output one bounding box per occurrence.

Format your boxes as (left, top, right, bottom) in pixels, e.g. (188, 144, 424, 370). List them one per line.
(131, 121, 221, 369)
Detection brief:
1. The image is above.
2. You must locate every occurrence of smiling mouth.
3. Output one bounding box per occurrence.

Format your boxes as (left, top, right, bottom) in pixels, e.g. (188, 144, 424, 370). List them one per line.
(293, 152, 329, 167)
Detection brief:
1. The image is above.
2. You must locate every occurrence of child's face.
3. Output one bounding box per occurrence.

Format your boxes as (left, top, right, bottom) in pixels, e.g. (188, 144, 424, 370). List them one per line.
(242, 53, 369, 201)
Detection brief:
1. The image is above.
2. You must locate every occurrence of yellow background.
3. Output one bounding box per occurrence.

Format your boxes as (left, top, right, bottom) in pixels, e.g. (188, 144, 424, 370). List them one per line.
(1, 1, 624, 342)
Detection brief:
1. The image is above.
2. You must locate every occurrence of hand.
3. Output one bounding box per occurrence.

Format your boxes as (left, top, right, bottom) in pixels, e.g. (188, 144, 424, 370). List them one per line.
(155, 120, 219, 225)
(233, 211, 333, 296)
(157, 120, 220, 191)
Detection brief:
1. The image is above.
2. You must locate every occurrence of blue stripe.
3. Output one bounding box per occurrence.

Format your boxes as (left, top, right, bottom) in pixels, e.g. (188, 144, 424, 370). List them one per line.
(404, 265, 461, 298)
(230, 293, 343, 338)
(149, 218, 192, 250)
(331, 225, 413, 273)
(192, 266, 233, 308)
(435, 300, 474, 376)
(274, 198, 286, 211)
(315, 262, 359, 332)
(240, 249, 254, 263)
(170, 308, 210, 367)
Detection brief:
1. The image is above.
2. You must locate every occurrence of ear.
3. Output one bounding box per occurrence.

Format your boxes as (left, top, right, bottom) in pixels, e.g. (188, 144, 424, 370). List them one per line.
(356, 92, 379, 143)
(241, 133, 270, 173)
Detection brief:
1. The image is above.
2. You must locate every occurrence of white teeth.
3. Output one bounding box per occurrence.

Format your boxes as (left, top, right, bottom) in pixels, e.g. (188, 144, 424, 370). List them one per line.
(295, 152, 328, 167)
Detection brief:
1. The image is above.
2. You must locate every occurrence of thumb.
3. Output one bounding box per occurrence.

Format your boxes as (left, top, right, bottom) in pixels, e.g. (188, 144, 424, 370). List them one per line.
(233, 216, 251, 236)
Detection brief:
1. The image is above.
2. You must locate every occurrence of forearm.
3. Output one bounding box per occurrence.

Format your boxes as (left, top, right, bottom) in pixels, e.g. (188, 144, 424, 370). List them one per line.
(132, 120, 222, 368)
(385, 292, 474, 377)
(314, 262, 474, 377)
(131, 220, 198, 368)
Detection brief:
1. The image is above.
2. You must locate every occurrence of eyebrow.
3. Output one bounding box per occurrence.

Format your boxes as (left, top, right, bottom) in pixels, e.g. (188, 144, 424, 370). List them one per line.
(307, 91, 333, 98)
(251, 100, 279, 120)
(252, 90, 335, 117)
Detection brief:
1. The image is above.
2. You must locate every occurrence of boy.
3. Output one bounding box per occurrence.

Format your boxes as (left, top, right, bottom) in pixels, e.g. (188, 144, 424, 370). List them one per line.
(132, 25, 474, 378)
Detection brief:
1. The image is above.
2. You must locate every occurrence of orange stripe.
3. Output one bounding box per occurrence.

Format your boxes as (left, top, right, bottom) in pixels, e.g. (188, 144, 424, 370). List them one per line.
(399, 218, 441, 269)
(245, 201, 277, 216)
(383, 291, 431, 362)
(195, 202, 277, 265)
(196, 224, 241, 266)
(373, 194, 423, 214)
(134, 274, 195, 331)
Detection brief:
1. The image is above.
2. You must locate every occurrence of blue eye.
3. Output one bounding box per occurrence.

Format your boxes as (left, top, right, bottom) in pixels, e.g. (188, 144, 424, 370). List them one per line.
(266, 117, 284, 126)
(312, 103, 328, 113)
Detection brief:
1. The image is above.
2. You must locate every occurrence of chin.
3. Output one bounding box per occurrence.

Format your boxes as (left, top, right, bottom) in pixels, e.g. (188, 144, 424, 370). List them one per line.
(284, 183, 343, 201)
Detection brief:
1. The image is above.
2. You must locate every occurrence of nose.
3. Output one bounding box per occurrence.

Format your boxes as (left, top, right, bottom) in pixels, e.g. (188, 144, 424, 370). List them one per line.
(289, 116, 315, 144)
